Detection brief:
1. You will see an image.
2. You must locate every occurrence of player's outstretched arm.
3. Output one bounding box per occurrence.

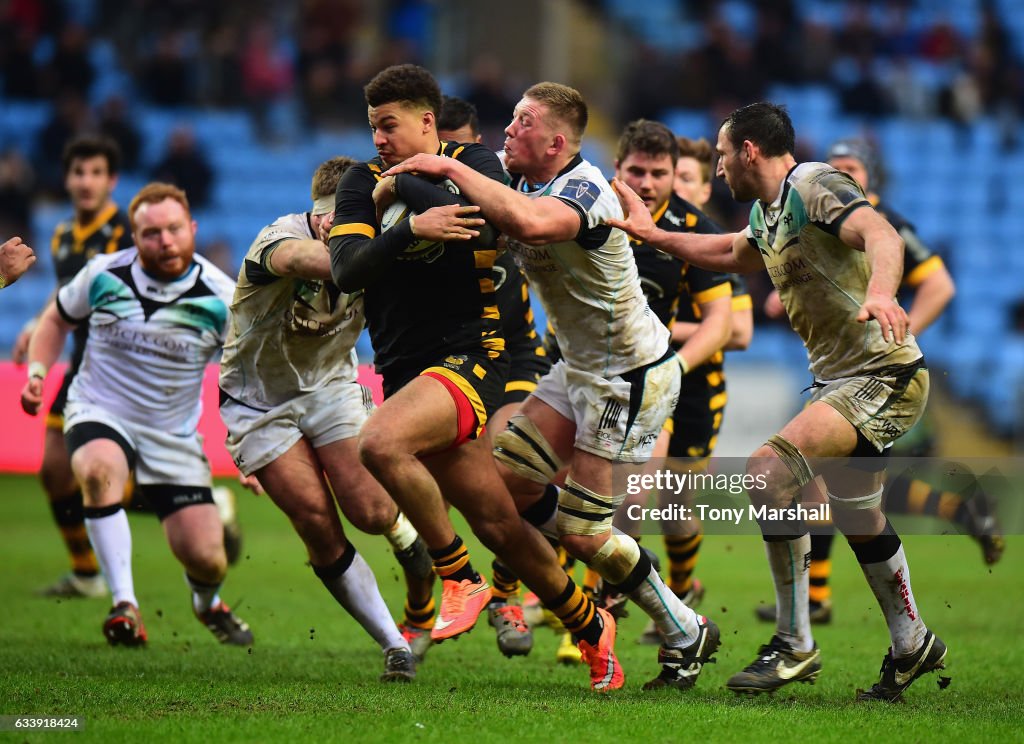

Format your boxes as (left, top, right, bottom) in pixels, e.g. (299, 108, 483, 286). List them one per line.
(608, 178, 763, 274)
(382, 154, 576, 244)
(20, 301, 75, 416)
(606, 177, 658, 242)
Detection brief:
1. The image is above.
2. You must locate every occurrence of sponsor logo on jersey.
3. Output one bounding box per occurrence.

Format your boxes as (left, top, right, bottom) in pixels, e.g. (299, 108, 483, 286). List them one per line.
(559, 179, 599, 212)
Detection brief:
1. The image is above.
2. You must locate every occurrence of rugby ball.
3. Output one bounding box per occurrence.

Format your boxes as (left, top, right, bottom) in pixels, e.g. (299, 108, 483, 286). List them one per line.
(380, 199, 444, 263)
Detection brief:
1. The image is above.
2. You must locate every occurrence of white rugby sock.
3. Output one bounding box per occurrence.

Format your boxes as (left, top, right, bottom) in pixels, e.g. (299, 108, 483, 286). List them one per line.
(765, 534, 814, 653)
(85, 506, 137, 607)
(628, 565, 701, 648)
(591, 532, 700, 647)
(315, 548, 408, 652)
(859, 544, 927, 656)
(185, 573, 222, 615)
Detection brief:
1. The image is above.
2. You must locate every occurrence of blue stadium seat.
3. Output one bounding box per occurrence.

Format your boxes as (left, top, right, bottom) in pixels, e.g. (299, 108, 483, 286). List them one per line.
(662, 109, 711, 140)
(0, 100, 51, 156)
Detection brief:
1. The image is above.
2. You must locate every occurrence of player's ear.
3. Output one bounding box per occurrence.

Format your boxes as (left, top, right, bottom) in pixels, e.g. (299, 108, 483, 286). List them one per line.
(549, 132, 566, 156)
(422, 110, 435, 134)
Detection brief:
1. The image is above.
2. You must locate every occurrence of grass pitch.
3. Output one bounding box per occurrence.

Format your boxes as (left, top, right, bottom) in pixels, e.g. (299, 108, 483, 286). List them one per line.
(1, 474, 1020, 742)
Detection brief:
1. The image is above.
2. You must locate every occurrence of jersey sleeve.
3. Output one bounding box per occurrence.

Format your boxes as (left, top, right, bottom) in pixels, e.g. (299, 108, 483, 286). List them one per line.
(552, 177, 604, 228)
(803, 168, 872, 235)
(552, 169, 618, 251)
(729, 273, 753, 311)
(684, 264, 732, 306)
(55, 254, 104, 323)
(243, 218, 308, 286)
(742, 224, 759, 250)
(899, 225, 944, 287)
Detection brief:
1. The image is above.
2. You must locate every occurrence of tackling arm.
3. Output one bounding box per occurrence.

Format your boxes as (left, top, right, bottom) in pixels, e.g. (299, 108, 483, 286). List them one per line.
(382, 154, 581, 245)
(607, 179, 764, 273)
(268, 239, 333, 281)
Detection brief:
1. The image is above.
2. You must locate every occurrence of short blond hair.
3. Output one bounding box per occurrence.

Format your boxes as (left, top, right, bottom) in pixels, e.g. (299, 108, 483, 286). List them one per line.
(128, 182, 190, 233)
(676, 137, 713, 183)
(311, 156, 357, 200)
(523, 82, 588, 148)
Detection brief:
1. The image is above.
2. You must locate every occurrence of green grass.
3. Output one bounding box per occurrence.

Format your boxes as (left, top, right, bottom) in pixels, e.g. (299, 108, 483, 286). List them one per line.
(1, 473, 1021, 742)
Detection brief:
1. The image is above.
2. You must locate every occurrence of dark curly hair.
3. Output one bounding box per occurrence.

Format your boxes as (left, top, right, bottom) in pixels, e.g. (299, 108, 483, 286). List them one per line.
(364, 64, 442, 115)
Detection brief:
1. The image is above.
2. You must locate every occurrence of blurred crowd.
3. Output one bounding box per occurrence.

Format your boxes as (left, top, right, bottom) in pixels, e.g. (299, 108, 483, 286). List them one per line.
(619, 0, 1022, 145)
(1, 0, 1022, 272)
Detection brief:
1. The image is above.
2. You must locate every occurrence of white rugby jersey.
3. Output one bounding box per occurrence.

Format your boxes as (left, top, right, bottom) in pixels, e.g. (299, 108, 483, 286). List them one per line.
(219, 212, 363, 410)
(744, 162, 923, 381)
(500, 153, 669, 377)
(56, 248, 235, 435)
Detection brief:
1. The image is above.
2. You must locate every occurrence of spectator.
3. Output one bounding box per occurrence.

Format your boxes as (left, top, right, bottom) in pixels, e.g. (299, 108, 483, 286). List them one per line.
(198, 24, 243, 107)
(140, 30, 193, 107)
(97, 96, 142, 173)
(150, 127, 214, 209)
(799, 20, 836, 83)
(754, 5, 802, 85)
(464, 55, 519, 148)
(835, 1, 880, 60)
(920, 18, 962, 63)
(44, 23, 95, 96)
(0, 149, 36, 239)
(240, 20, 295, 138)
(1, 25, 42, 99)
(36, 91, 93, 197)
(839, 56, 892, 118)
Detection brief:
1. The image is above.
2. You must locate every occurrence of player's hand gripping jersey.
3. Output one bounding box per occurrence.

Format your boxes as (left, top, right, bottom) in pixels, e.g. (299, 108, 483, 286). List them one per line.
(329, 142, 505, 383)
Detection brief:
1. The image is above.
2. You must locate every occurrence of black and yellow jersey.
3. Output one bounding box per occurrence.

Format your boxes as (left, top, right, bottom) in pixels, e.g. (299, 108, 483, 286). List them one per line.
(675, 272, 749, 394)
(870, 196, 947, 289)
(329, 141, 505, 382)
(50, 203, 133, 373)
(494, 251, 539, 354)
